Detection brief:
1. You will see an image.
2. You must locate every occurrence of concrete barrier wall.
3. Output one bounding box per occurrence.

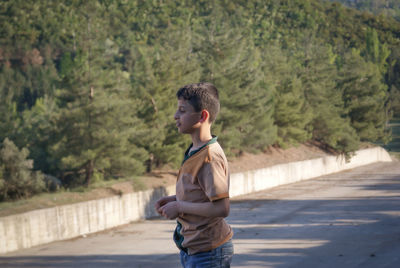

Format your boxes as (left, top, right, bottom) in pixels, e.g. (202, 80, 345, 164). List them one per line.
(229, 147, 392, 197)
(0, 186, 176, 254)
(0, 147, 392, 254)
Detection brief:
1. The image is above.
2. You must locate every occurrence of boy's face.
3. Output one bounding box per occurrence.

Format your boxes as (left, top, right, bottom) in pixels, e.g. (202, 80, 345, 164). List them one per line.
(174, 98, 201, 134)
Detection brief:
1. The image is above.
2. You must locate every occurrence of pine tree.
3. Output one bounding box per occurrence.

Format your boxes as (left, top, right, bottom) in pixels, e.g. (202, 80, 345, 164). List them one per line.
(129, 27, 202, 169)
(19, 96, 59, 175)
(364, 28, 391, 74)
(0, 66, 23, 144)
(274, 76, 312, 147)
(265, 46, 313, 147)
(298, 40, 360, 154)
(193, 5, 277, 153)
(51, 6, 147, 186)
(338, 49, 390, 143)
(387, 46, 400, 117)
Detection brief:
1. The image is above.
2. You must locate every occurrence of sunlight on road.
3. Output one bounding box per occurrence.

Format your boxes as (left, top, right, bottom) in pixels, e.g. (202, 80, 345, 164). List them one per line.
(231, 217, 379, 230)
(234, 238, 329, 250)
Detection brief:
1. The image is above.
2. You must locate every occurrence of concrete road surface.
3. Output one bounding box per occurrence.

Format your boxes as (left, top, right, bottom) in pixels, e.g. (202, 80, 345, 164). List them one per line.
(1, 161, 399, 268)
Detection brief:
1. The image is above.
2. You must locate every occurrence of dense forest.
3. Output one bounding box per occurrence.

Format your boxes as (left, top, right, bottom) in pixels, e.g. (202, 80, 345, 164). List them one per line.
(329, 0, 400, 21)
(1, 0, 400, 201)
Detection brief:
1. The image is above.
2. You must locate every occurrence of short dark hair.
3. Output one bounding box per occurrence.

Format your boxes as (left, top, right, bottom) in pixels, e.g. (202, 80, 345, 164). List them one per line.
(176, 82, 220, 123)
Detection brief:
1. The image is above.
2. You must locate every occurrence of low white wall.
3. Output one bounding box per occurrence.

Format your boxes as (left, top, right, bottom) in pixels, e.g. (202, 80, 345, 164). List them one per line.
(229, 147, 392, 197)
(0, 147, 392, 254)
(0, 185, 175, 254)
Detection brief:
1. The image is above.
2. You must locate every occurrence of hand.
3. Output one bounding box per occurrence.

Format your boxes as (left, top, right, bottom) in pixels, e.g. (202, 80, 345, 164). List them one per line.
(159, 201, 180, 220)
(155, 195, 176, 215)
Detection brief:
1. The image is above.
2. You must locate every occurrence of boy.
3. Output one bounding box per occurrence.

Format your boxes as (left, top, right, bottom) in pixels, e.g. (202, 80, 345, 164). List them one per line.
(155, 82, 234, 267)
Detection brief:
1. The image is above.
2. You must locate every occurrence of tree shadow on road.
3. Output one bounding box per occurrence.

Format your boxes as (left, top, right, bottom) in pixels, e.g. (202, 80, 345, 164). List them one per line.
(0, 254, 181, 268)
(228, 174, 400, 268)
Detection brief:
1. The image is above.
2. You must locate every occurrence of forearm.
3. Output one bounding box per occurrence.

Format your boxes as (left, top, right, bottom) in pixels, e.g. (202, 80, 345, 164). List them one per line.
(178, 198, 230, 218)
(163, 195, 177, 203)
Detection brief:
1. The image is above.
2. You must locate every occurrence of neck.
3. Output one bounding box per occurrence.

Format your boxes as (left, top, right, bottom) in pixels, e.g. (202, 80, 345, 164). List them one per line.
(191, 127, 213, 149)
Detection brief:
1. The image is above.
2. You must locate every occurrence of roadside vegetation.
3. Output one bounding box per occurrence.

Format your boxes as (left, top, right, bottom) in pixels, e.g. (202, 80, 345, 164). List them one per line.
(1, 0, 400, 203)
(383, 118, 400, 159)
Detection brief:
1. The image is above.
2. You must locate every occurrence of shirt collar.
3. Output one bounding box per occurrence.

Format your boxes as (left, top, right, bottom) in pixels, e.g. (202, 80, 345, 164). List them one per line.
(182, 136, 218, 164)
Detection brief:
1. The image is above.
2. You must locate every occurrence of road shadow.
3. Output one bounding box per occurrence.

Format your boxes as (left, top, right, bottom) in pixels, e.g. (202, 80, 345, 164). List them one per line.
(228, 173, 400, 267)
(0, 254, 181, 268)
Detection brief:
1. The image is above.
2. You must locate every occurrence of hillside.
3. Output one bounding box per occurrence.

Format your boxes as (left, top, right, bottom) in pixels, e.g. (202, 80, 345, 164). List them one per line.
(1, 0, 400, 201)
(329, 0, 400, 21)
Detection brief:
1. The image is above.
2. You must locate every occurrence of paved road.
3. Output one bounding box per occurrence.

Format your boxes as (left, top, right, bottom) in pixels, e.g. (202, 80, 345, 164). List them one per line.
(1, 161, 399, 268)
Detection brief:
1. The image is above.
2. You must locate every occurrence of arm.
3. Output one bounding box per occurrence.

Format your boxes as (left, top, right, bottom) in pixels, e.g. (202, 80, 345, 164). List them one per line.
(159, 197, 230, 220)
(180, 198, 230, 218)
(159, 149, 231, 220)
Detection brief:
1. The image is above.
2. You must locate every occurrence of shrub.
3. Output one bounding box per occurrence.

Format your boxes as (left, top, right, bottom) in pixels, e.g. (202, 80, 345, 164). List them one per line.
(0, 138, 45, 201)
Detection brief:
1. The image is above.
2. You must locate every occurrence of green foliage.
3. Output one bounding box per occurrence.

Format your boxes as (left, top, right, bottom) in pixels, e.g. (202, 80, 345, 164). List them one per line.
(274, 76, 312, 147)
(193, 7, 277, 153)
(129, 29, 202, 168)
(52, 43, 147, 186)
(267, 46, 313, 147)
(338, 49, 390, 143)
(364, 28, 391, 74)
(327, 1, 400, 117)
(19, 96, 59, 174)
(292, 39, 360, 154)
(329, 0, 400, 21)
(0, 138, 45, 201)
(1, 0, 399, 198)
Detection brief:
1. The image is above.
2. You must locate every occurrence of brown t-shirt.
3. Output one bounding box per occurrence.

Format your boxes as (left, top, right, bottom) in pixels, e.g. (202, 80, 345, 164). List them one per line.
(176, 141, 233, 255)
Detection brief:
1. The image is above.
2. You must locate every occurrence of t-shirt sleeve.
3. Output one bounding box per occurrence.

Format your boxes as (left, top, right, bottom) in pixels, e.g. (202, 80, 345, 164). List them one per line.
(197, 155, 229, 202)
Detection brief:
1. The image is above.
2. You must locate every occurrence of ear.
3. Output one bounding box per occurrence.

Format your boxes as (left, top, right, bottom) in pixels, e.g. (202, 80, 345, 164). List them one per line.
(200, 110, 209, 123)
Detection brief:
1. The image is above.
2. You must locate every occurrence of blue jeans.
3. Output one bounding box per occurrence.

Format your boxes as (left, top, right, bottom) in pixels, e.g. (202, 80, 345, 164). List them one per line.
(180, 239, 234, 268)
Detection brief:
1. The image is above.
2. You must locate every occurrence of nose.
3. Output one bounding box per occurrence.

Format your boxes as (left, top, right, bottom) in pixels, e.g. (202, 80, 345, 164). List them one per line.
(174, 110, 179, 120)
